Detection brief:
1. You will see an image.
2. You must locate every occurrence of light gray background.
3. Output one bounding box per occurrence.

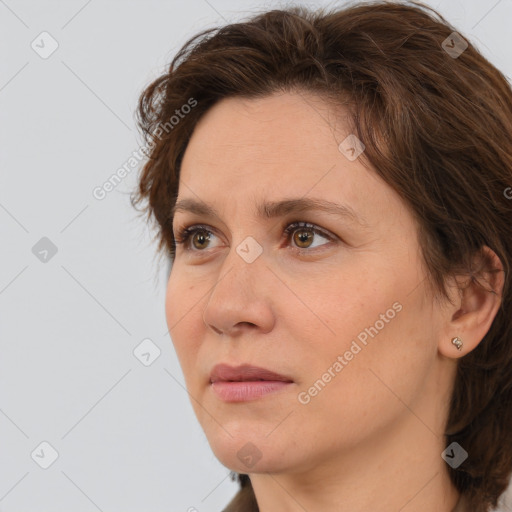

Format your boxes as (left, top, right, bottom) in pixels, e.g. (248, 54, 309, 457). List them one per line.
(1, 0, 511, 511)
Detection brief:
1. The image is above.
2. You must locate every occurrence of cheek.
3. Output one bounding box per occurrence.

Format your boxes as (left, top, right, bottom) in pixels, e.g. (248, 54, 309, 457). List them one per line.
(298, 260, 434, 396)
(165, 270, 203, 372)
(301, 264, 395, 342)
(165, 269, 183, 319)
(294, 299, 434, 445)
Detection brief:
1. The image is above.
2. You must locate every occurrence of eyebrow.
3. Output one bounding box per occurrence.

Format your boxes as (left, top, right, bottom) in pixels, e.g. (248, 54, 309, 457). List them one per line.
(171, 197, 368, 227)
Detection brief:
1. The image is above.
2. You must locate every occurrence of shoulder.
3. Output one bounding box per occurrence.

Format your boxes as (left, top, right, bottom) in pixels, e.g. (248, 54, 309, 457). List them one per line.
(222, 485, 259, 512)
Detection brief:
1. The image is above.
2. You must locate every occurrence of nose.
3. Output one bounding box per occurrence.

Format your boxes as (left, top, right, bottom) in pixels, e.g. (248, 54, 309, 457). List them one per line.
(201, 249, 275, 337)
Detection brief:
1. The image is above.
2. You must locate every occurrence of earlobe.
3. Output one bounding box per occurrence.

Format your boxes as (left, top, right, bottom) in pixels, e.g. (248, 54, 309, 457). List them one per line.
(451, 336, 463, 351)
(438, 246, 505, 359)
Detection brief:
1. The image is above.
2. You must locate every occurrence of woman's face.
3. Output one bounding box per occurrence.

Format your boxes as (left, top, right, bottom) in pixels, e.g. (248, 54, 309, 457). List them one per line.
(166, 91, 454, 475)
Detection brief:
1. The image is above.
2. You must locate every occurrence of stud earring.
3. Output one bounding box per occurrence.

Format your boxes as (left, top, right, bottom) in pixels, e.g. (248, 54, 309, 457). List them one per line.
(451, 336, 463, 351)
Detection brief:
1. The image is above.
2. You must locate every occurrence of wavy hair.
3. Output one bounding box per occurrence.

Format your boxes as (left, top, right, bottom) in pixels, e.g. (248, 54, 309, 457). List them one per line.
(131, 2, 512, 510)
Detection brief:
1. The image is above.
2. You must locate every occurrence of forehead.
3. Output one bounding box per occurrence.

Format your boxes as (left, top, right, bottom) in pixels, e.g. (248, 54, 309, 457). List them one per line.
(180, 92, 356, 189)
(178, 91, 407, 233)
(183, 91, 348, 163)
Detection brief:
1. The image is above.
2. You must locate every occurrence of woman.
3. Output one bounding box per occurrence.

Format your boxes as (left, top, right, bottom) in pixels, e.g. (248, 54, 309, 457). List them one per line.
(131, 1, 512, 510)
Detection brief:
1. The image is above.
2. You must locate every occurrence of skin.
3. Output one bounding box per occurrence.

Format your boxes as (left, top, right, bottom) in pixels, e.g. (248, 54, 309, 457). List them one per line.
(165, 91, 504, 511)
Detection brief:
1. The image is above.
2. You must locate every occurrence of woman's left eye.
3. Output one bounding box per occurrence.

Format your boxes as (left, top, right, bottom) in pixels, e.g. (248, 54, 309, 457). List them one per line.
(173, 221, 334, 254)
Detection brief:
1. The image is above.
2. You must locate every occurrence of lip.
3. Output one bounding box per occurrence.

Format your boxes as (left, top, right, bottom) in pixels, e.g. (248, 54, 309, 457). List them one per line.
(209, 364, 294, 402)
(210, 363, 293, 383)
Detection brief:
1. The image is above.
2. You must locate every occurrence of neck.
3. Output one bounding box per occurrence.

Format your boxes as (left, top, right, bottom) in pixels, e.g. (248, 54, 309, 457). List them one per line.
(250, 409, 461, 512)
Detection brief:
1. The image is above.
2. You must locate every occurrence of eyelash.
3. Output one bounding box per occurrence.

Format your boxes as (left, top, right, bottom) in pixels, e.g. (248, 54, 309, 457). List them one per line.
(174, 221, 334, 254)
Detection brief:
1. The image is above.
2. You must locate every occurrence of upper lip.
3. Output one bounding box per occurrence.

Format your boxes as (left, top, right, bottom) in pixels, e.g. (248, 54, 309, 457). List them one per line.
(210, 364, 293, 383)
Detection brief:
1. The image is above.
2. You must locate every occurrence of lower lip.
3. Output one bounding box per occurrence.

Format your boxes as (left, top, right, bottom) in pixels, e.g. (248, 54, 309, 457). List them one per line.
(210, 381, 293, 402)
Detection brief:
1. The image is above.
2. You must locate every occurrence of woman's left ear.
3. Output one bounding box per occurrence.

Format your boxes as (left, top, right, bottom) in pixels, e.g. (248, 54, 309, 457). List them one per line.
(438, 245, 505, 359)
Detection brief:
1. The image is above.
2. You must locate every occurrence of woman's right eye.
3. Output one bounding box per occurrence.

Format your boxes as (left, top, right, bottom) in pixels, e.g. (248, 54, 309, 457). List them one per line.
(174, 225, 218, 251)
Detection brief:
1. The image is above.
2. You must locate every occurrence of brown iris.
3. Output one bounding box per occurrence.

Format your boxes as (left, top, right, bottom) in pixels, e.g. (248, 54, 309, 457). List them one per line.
(293, 228, 314, 249)
(192, 230, 210, 250)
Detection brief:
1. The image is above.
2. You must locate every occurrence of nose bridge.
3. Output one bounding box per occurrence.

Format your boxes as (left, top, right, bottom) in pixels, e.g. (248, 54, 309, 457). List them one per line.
(202, 237, 271, 333)
(210, 236, 265, 303)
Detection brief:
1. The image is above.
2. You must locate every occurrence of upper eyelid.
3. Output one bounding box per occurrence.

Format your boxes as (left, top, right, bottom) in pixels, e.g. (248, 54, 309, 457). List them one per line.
(172, 212, 333, 233)
(174, 221, 335, 245)
(174, 220, 332, 234)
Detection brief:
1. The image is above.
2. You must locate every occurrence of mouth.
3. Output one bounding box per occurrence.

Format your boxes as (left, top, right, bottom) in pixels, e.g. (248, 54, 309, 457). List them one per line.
(209, 363, 294, 402)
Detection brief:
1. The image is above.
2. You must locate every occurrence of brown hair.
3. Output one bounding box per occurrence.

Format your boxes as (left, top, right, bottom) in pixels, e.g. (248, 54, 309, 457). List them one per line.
(131, 1, 512, 510)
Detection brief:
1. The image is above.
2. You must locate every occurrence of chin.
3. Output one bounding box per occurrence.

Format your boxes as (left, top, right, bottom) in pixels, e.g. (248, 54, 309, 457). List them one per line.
(205, 430, 292, 474)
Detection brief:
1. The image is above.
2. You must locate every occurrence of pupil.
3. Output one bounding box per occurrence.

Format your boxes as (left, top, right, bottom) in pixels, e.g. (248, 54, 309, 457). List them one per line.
(296, 230, 312, 247)
(195, 232, 208, 248)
